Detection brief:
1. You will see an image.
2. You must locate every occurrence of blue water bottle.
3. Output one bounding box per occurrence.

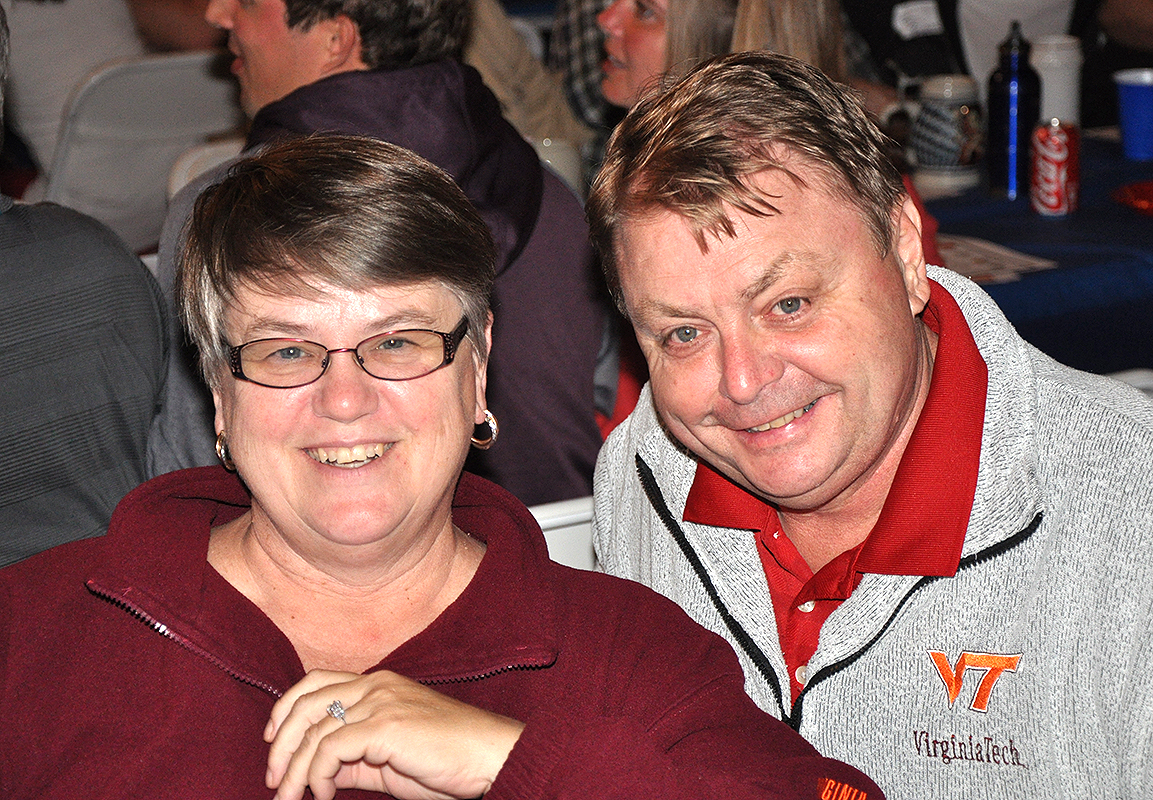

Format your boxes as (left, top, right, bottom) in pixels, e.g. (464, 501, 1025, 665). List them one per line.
(987, 21, 1041, 199)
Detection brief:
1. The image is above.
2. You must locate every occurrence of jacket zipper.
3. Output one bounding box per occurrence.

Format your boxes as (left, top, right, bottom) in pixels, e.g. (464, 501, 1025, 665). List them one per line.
(421, 661, 551, 686)
(87, 581, 284, 697)
(89, 581, 551, 692)
(636, 455, 790, 719)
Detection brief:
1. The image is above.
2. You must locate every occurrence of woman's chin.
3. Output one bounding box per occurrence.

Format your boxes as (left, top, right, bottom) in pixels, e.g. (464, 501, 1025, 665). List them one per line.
(600, 76, 639, 111)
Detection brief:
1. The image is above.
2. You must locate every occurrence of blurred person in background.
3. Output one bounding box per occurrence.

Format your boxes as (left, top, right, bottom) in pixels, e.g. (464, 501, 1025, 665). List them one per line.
(593, 0, 941, 270)
(0, 3, 168, 565)
(1, 0, 222, 193)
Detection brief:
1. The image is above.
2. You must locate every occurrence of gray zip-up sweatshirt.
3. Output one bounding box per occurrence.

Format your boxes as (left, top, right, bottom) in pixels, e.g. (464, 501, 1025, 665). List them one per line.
(594, 266, 1153, 799)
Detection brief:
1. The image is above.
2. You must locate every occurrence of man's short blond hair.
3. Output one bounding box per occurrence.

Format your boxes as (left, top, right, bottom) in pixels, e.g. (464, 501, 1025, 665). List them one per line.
(588, 51, 904, 313)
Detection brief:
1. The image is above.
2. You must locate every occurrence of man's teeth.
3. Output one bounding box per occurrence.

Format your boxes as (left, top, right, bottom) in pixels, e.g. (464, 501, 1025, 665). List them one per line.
(748, 401, 817, 432)
(311, 443, 387, 467)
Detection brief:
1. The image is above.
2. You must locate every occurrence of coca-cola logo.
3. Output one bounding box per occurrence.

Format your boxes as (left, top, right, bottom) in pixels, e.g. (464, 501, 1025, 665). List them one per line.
(1032, 131, 1070, 212)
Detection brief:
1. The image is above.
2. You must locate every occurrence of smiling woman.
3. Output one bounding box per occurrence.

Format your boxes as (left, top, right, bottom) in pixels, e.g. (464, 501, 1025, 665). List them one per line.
(0, 133, 884, 800)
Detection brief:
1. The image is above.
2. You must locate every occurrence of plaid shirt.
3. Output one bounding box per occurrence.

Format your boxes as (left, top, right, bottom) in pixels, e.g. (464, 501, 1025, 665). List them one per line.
(549, 0, 612, 129)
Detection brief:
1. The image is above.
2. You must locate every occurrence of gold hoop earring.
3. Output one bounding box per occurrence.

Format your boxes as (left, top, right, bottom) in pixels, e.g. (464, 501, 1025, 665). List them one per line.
(470, 409, 499, 450)
(215, 431, 236, 472)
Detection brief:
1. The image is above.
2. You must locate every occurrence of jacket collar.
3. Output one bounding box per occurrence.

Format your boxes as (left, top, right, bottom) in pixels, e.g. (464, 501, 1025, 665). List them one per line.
(85, 467, 559, 694)
(926, 266, 1044, 557)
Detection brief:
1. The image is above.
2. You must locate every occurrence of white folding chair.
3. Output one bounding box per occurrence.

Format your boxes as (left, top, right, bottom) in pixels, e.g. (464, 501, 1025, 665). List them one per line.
(530, 495, 595, 570)
(1108, 368, 1153, 398)
(43, 50, 243, 252)
(167, 136, 245, 200)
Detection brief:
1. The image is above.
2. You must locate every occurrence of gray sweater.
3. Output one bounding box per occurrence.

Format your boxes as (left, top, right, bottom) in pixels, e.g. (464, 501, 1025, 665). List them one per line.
(594, 266, 1153, 799)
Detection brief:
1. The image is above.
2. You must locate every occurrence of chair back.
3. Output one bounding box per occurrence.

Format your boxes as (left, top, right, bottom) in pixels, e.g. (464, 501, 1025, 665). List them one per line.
(167, 137, 245, 200)
(530, 495, 595, 570)
(43, 50, 243, 252)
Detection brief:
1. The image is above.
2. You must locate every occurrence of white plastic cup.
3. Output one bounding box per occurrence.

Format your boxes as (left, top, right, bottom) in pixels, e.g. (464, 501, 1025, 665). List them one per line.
(1115, 69, 1153, 161)
(1032, 34, 1082, 125)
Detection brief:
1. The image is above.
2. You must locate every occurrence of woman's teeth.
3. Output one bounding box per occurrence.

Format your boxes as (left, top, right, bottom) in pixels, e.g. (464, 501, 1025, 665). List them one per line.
(310, 443, 387, 468)
(748, 400, 817, 432)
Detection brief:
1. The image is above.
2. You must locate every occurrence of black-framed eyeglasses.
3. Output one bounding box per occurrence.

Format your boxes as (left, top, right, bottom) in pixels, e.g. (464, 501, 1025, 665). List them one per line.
(228, 317, 469, 389)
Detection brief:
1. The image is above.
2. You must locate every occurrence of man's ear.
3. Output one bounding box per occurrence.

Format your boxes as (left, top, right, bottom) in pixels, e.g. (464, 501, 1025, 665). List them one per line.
(893, 195, 931, 316)
(318, 14, 367, 73)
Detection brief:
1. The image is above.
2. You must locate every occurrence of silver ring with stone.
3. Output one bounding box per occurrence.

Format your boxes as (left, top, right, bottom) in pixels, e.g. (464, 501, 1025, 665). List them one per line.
(326, 699, 347, 724)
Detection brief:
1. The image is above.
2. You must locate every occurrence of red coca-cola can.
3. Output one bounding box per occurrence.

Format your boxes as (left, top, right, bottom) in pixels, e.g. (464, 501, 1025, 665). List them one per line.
(1030, 119, 1080, 216)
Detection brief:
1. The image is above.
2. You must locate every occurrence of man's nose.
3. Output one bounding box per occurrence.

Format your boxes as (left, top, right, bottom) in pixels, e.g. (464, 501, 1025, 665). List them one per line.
(717, 333, 784, 406)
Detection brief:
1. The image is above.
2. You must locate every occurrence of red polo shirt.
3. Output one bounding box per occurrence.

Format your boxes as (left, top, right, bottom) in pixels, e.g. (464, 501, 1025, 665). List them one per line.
(682, 280, 988, 702)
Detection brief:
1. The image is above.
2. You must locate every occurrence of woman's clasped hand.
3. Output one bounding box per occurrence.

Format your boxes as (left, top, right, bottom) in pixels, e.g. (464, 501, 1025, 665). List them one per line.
(264, 670, 526, 800)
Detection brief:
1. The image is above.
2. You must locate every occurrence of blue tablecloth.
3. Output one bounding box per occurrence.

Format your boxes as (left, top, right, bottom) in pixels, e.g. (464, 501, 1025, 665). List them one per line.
(925, 134, 1153, 374)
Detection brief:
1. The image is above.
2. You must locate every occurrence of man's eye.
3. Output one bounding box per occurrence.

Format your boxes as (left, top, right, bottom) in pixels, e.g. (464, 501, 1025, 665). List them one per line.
(669, 326, 698, 344)
(776, 297, 804, 314)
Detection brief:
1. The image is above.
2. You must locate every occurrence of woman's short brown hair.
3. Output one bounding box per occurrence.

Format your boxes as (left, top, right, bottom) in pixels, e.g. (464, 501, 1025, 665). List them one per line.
(180, 134, 495, 386)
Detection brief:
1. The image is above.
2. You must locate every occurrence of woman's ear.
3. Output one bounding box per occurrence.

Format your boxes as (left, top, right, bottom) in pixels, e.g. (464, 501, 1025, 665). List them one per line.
(212, 381, 228, 436)
(474, 312, 494, 424)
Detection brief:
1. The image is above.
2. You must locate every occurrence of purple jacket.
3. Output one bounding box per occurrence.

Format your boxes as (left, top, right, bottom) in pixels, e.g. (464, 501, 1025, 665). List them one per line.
(248, 62, 606, 505)
(0, 467, 882, 799)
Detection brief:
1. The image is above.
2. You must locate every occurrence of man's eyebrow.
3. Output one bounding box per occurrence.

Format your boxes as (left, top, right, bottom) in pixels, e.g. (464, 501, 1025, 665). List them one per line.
(629, 252, 822, 324)
(629, 297, 697, 325)
(739, 251, 822, 302)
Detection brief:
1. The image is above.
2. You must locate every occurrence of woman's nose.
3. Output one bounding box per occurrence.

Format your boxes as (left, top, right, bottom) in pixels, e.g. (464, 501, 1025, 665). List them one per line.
(311, 351, 381, 423)
(597, 0, 627, 36)
(204, 0, 235, 30)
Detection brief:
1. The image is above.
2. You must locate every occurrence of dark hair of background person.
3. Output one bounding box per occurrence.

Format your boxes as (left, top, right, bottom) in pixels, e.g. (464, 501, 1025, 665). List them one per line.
(283, 0, 471, 69)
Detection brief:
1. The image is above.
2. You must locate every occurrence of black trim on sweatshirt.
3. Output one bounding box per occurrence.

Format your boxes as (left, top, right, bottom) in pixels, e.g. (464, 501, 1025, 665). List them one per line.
(636, 454, 789, 719)
(635, 451, 1043, 731)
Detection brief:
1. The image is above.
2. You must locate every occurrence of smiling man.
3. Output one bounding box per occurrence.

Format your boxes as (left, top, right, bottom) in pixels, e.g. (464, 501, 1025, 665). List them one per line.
(588, 51, 1153, 799)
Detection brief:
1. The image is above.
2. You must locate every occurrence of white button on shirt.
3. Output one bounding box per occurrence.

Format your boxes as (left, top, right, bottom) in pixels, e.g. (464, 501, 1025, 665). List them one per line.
(795, 664, 808, 685)
(797, 600, 816, 613)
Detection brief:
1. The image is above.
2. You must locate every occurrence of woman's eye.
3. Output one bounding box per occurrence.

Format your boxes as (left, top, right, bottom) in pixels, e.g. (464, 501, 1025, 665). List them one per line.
(376, 337, 412, 351)
(776, 297, 804, 315)
(271, 345, 309, 361)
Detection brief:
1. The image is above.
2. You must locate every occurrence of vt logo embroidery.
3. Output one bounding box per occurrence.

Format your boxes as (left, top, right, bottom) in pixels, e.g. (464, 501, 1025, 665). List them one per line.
(928, 651, 1021, 712)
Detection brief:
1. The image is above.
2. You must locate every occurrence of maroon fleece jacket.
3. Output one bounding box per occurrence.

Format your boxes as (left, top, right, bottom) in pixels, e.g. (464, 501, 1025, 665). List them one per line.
(0, 467, 882, 799)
